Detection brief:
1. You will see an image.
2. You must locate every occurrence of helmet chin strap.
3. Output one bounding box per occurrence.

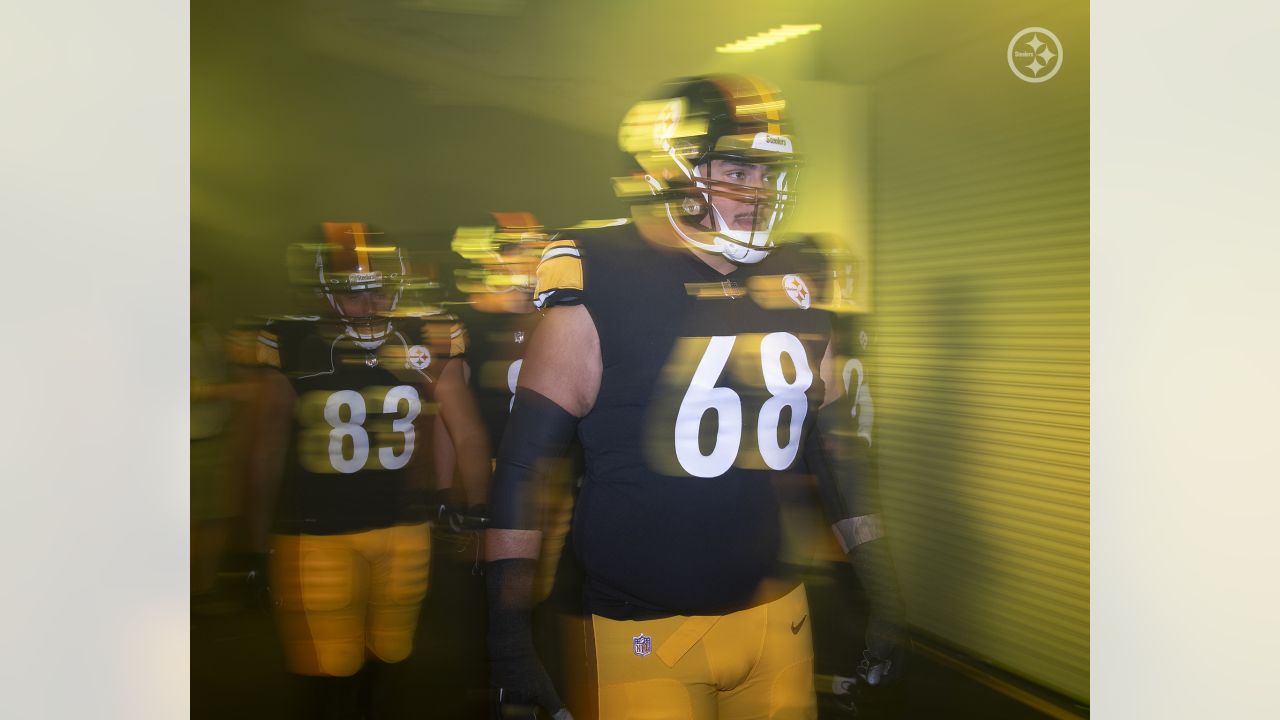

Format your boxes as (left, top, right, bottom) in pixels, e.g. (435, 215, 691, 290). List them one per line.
(346, 322, 392, 350)
(657, 196, 773, 265)
(708, 204, 772, 264)
(648, 172, 774, 265)
(322, 286, 401, 350)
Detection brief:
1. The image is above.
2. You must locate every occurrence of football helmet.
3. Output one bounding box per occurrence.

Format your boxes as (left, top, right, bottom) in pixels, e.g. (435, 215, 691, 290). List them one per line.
(451, 211, 547, 296)
(294, 222, 409, 350)
(617, 74, 799, 264)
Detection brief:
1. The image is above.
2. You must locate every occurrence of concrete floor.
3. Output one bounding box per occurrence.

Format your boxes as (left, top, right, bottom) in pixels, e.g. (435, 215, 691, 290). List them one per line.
(193, 551, 1059, 719)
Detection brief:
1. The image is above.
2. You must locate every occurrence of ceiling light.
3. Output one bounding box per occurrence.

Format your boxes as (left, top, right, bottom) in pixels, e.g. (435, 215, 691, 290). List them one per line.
(716, 24, 822, 54)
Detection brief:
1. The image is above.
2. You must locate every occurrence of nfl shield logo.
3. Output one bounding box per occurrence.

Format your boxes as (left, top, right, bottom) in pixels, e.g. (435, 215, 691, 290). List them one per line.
(632, 633, 652, 657)
(514, 330, 526, 344)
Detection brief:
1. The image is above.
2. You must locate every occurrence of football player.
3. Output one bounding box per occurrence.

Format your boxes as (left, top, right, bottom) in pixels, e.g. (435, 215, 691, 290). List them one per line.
(447, 212, 547, 480)
(191, 270, 251, 609)
(241, 222, 491, 718)
(798, 247, 907, 715)
(484, 75, 905, 720)
(443, 213, 589, 715)
(447, 212, 578, 601)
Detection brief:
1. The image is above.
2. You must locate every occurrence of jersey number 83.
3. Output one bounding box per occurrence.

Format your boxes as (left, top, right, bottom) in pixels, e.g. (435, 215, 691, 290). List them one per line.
(296, 385, 423, 474)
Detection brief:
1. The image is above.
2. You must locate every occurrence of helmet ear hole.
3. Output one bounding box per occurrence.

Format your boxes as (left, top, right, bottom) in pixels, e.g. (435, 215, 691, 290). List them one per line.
(680, 197, 706, 221)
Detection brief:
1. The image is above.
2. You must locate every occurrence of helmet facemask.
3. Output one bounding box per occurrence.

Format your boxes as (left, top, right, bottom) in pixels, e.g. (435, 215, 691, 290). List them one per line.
(324, 283, 401, 350)
(673, 149, 798, 265)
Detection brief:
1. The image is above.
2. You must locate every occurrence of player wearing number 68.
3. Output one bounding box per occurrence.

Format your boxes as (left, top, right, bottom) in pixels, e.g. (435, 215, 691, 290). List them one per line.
(238, 222, 491, 717)
(485, 75, 905, 720)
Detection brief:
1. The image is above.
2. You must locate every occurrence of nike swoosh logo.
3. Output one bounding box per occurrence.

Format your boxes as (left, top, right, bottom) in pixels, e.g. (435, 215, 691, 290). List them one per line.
(791, 615, 807, 634)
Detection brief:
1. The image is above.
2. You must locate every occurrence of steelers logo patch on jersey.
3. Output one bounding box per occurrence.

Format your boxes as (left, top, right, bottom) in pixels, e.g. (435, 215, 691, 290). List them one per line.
(407, 344, 431, 370)
(783, 274, 812, 309)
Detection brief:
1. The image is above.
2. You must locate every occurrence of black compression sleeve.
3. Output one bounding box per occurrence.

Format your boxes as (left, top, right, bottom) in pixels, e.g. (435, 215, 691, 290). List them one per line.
(486, 558, 566, 713)
(489, 388, 580, 531)
(807, 402, 906, 636)
(806, 400, 875, 523)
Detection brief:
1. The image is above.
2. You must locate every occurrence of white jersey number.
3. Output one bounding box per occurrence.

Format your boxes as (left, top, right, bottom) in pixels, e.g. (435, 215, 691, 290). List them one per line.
(507, 359, 523, 412)
(673, 332, 813, 478)
(305, 385, 422, 474)
(323, 390, 370, 473)
(674, 336, 743, 477)
(841, 358, 874, 445)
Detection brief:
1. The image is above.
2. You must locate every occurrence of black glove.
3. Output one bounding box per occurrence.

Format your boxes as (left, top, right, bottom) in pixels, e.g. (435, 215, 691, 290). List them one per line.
(487, 558, 568, 719)
(859, 618, 906, 687)
(449, 503, 492, 533)
(849, 540, 907, 687)
(426, 489, 487, 559)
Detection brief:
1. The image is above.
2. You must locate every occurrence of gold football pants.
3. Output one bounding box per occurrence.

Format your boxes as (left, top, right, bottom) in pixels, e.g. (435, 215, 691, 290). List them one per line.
(587, 583, 816, 720)
(270, 523, 431, 676)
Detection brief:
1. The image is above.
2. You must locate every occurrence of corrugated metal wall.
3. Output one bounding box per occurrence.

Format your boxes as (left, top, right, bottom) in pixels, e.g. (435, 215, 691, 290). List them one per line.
(870, 10, 1089, 702)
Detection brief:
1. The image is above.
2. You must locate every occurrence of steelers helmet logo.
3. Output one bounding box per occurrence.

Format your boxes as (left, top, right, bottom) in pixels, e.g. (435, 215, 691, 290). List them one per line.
(1008, 27, 1063, 83)
(654, 98, 684, 152)
(783, 274, 811, 309)
(408, 344, 431, 370)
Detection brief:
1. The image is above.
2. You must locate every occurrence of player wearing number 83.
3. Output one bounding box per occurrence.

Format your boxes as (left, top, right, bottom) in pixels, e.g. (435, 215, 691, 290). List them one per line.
(242, 222, 490, 718)
(486, 75, 903, 720)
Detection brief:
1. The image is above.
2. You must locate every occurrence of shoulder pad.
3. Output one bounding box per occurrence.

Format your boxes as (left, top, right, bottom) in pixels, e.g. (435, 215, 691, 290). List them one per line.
(240, 316, 324, 370)
(225, 327, 261, 367)
(254, 329, 281, 368)
(420, 313, 468, 358)
(533, 238, 584, 310)
(562, 217, 630, 231)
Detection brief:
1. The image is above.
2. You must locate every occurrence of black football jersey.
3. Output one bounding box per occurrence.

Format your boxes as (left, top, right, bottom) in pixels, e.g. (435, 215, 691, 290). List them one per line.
(535, 222, 834, 619)
(454, 304, 540, 455)
(834, 314, 875, 448)
(255, 314, 466, 535)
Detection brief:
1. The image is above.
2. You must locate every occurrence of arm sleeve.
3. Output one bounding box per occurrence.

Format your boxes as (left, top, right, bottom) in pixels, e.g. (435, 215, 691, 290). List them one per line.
(489, 387, 580, 531)
(806, 400, 877, 532)
(806, 401, 905, 630)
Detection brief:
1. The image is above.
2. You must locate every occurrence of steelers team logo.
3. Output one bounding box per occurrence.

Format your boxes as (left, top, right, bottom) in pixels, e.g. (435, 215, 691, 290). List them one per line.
(783, 274, 811, 310)
(654, 98, 684, 151)
(407, 344, 431, 370)
(1008, 27, 1063, 83)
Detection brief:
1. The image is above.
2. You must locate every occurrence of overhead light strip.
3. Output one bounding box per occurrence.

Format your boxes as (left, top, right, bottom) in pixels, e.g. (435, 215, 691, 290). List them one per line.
(716, 24, 822, 54)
